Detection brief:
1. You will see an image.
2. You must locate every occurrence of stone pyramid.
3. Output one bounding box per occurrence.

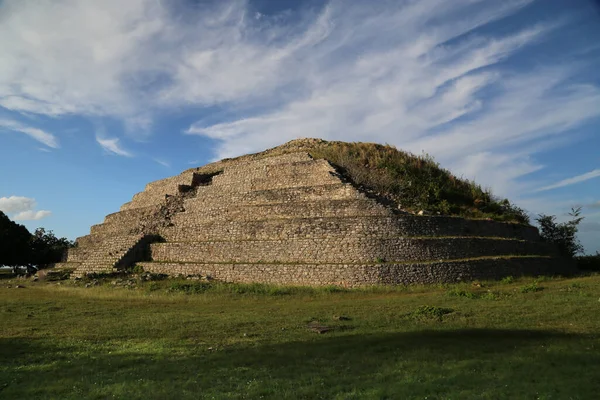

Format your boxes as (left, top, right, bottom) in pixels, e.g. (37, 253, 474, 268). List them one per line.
(59, 139, 572, 285)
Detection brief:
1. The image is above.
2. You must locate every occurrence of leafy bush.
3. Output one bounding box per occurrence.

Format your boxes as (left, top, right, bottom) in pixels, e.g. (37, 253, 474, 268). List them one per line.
(521, 282, 543, 293)
(168, 281, 212, 294)
(131, 265, 144, 274)
(29, 228, 74, 269)
(410, 305, 454, 321)
(447, 289, 478, 299)
(321, 285, 349, 293)
(537, 208, 584, 258)
(167, 281, 299, 296)
(308, 141, 530, 223)
(501, 276, 515, 284)
(480, 291, 502, 300)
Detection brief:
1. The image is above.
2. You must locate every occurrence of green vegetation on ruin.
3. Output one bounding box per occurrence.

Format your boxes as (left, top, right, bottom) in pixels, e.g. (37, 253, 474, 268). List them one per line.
(1, 271, 599, 399)
(310, 140, 529, 223)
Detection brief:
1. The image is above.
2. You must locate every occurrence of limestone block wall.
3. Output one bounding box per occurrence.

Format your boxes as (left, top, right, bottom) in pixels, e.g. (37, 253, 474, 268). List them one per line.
(161, 211, 539, 243)
(185, 182, 365, 207)
(138, 257, 572, 287)
(149, 237, 553, 265)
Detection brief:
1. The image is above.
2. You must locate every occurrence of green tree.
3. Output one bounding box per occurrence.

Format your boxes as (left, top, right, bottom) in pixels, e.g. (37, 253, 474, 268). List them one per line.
(30, 227, 74, 269)
(0, 211, 32, 272)
(536, 207, 584, 258)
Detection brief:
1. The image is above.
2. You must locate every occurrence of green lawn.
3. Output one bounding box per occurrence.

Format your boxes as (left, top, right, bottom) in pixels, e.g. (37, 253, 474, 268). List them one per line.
(1, 273, 599, 399)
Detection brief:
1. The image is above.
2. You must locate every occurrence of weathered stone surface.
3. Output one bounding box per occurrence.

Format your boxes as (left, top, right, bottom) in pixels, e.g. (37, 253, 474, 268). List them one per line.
(62, 143, 574, 284)
(137, 257, 568, 287)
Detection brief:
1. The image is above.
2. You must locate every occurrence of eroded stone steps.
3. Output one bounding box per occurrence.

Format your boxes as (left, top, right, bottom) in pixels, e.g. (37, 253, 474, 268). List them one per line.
(120, 153, 317, 212)
(137, 256, 571, 286)
(161, 215, 540, 242)
(149, 237, 554, 264)
(73, 234, 150, 276)
(121, 172, 197, 211)
(87, 205, 163, 235)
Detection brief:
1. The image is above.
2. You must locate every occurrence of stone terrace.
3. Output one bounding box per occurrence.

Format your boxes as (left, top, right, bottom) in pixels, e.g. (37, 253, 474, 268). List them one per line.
(58, 147, 573, 284)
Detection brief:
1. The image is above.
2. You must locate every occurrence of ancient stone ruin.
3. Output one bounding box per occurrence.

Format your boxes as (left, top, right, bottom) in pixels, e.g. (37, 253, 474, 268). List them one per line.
(57, 139, 573, 285)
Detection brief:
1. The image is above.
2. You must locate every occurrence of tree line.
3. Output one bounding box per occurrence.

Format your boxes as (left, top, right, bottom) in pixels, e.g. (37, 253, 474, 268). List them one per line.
(0, 211, 74, 274)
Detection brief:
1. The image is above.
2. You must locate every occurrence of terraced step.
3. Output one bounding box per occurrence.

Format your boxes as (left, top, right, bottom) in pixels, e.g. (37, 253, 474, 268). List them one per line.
(186, 182, 364, 208)
(172, 198, 391, 224)
(74, 234, 104, 247)
(103, 205, 161, 224)
(214, 152, 313, 172)
(161, 215, 539, 242)
(211, 160, 340, 190)
(80, 206, 162, 237)
(138, 256, 574, 286)
(90, 222, 135, 235)
(150, 237, 554, 264)
(121, 172, 196, 211)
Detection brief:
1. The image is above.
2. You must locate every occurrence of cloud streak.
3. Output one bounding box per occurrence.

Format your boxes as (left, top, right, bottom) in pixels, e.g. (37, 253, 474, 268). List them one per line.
(534, 169, 600, 193)
(1, 0, 599, 207)
(0, 196, 51, 221)
(13, 210, 52, 221)
(96, 137, 133, 157)
(0, 119, 58, 148)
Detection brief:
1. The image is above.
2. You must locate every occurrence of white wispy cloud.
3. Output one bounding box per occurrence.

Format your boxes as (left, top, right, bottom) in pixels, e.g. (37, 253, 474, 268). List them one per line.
(0, 119, 58, 148)
(96, 137, 133, 157)
(0, 196, 36, 214)
(1, 0, 599, 211)
(0, 0, 165, 122)
(178, 1, 600, 204)
(0, 196, 51, 220)
(534, 169, 600, 193)
(13, 210, 52, 221)
(154, 159, 170, 168)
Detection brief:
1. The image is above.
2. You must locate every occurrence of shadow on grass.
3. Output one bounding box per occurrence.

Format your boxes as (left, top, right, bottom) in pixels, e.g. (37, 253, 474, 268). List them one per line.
(1, 329, 599, 399)
(0, 271, 16, 280)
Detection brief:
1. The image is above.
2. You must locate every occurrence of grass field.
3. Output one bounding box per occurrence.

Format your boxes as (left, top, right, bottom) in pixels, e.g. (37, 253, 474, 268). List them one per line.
(1, 272, 599, 399)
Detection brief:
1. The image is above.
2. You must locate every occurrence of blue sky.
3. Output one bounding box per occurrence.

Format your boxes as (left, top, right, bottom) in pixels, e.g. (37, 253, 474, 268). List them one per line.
(0, 0, 599, 253)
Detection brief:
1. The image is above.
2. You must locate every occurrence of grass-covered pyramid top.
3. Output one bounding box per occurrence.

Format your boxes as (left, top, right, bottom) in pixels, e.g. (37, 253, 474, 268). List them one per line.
(189, 138, 529, 224)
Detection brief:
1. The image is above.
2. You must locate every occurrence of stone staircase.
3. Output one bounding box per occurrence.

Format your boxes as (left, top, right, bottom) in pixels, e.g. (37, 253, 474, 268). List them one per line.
(71, 234, 152, 277)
